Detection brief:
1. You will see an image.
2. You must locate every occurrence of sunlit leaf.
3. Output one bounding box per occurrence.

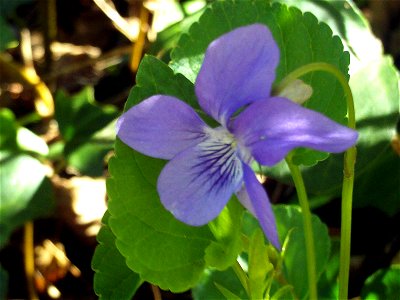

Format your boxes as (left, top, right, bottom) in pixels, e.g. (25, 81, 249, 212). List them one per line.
(92, 211, 142, 299)
(275, 0, 382, 72)
(248, 229, 273, 299)
(17, 127, 49, 156)
(0, 108, 49, 156)
(0, 155, 54, 248)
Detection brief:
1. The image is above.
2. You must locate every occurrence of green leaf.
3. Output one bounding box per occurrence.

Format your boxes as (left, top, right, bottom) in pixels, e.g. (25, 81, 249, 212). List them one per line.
(171, 0, 349, 166)
(17, 127, 49, 156)
(361, 265, 400, 300)
(275, 0, 382, 71)
(317, 238, 340, 299)
(92, 211, 142, 299)
(55, 87, 118, 146)
(214, 282, 242, 300)
(67, 120, 116, 176)
(54, 87, 119, 175)
(125, 55, 198, 110)
(274, 205, 331, 299)
(192, 268, 247, 300)
(205, 198, 243, 270)
(0, 154, 54, 248)
(0, 108, 18, 152)
(349, 57, 399, 214)
(0, 108, 49, 156)
(248, 229, 274, 299)
(108, 56, 242, 292)
(271, 285, 295, 300)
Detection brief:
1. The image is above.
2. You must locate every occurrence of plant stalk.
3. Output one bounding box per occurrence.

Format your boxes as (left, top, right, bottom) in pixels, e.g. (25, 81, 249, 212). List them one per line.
(278, 62, 357, 299)
(286, 156, 318, 300)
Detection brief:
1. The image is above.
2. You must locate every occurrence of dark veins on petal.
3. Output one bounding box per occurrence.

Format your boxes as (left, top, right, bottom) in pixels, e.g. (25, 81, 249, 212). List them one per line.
(190, 141, 243, 195)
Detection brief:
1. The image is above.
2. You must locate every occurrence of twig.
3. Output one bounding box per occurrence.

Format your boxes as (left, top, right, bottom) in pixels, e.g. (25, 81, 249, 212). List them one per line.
(43, 45, 132, 82)
(19, 28, 54, 117)
(130, 4, 149, 72)
(24, 222, 38, 300)
(150, 284, 162, 300)
(39, 0, 57, 71)
(0, 52, 54, 118)
(92, 0, 137, 42)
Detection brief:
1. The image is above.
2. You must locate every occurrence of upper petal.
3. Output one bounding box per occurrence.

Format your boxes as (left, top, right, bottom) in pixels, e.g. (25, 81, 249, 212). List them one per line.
(116, 95, 207, 160)
(232, 97, 358, 166)
(195, 24, 279, 126)
(237, 163, 280, 249)
(157, 129, 243, 226)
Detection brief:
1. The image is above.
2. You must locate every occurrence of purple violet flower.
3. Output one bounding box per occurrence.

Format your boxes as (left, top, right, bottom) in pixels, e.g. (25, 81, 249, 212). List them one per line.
(116, 24, 358, 249)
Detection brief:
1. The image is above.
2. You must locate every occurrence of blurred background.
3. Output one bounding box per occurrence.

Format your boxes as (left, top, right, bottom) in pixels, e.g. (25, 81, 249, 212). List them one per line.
(0, 0, 399, 299)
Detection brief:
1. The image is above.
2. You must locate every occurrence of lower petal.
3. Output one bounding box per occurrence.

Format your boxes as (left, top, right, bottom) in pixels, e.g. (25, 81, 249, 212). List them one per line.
(237, 163, 280, 249)
(157, 136, 243, 226)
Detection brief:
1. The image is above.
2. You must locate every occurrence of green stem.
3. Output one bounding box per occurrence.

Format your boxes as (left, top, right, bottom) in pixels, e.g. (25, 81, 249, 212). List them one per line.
(286, 155, 318, 300)
(278, 62, 357, 299)
(339, 146, 356, 299)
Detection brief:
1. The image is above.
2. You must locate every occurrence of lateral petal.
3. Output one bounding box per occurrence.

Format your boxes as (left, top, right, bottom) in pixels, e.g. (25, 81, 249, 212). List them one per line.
(237, 163, 280, 249)
(117, 95, 207, 160)
(232, 97, 358, 166)
(157, 130, 243, 226)
(195, 24, 279, 126)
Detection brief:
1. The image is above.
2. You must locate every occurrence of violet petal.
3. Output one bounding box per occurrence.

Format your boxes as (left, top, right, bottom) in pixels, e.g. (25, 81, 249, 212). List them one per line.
(117, 95, 207, 160)
(195, 24, 279, 126)
(237, 163, 280, 249)
(157, 134, 243, 226)
(232, 97, 358, 166)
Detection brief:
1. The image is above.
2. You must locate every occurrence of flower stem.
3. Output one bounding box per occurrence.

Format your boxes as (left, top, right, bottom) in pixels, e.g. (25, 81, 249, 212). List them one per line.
(286, 155, 318, 300)
(278, 62, 357, 299)
(339, 145, 356, 299)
